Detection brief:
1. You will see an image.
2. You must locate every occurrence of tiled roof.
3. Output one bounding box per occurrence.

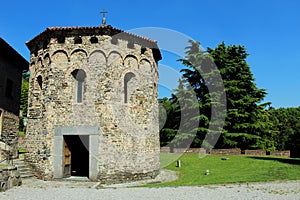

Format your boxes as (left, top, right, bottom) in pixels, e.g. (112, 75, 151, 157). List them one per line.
(26, 25, 162, 61)
(48, 25, 157, 43)
(26, 25, 157, 48)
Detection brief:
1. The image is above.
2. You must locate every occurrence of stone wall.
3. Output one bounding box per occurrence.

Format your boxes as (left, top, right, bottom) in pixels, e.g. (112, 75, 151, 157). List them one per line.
(244, 149, 266, 156)
(0, 109, 19, 158)
(0, 142, 12, 161)
(160, 147, 206, 154)
(0, 166, 22, 191)
(160, 147, 170, 153)
(210, 148, 241, 155)
(25, 26, 160, 183)
(270, 150, 290, 157)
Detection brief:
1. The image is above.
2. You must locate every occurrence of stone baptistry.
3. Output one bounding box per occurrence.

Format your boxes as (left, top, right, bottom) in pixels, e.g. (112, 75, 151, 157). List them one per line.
(24, 19, 161, 183)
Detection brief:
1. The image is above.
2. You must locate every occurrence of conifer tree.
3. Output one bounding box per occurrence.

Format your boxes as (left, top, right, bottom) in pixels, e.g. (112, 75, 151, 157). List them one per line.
(179, 41, 273, 150)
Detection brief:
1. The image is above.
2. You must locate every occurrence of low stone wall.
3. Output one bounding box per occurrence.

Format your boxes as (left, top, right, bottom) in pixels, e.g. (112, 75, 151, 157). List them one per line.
(173, 148, 206, 154)
(210, 148, 241, 155)
(245, 149, 266, 156)
(161, 148, 292, 158)
(98, 170, 159, 184)
(0, 110, 19, 157)
(160, 147, 170, 153)
(160, 147, 206, 154)
(0, 142, 13, 161)
(270, 150, 290, 157)
(0, 166, 22, 191)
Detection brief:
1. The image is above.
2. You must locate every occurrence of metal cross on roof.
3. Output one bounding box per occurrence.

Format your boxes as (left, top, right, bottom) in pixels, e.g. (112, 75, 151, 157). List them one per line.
(100, 10, 108, 26)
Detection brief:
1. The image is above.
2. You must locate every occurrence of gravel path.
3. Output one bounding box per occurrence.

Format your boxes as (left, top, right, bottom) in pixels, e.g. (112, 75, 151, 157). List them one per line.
(1, 171, 299, 200)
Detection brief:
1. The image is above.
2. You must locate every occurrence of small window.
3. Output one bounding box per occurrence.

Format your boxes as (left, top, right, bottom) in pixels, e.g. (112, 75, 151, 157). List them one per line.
(71, 69, 86, 103)
(5, 78, 13, 99)
(124, 72, 136, 103)
(141, 47, 146, 54)
(43, 41, 48, 49)
(90, 36, 98, 44)
(74, 37, 82, 44)
(37, 75, 43, 89)
(57, 36, 65, 44)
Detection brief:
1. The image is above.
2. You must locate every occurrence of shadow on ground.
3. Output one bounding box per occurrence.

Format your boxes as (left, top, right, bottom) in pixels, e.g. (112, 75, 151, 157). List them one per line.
(248, 156, 300, 165)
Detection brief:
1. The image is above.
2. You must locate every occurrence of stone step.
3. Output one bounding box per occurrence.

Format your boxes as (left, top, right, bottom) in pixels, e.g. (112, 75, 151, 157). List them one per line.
(12, 159, 34, 179)
(17, 168, 32, 173)
(12, 159, 25, 163)
(15, 165, 27, 169)
(21, 174, 34, 178)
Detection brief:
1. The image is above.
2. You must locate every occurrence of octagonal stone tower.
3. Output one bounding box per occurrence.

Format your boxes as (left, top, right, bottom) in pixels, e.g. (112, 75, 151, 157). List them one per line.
(25, 24, 161, 183)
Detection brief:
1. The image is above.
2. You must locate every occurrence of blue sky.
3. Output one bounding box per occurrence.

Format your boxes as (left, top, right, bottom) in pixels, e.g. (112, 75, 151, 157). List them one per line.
(1, 0, 299, 108)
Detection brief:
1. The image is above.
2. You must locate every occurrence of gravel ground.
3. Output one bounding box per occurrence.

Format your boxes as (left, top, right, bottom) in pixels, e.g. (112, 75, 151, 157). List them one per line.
(1, 170, 300, 200)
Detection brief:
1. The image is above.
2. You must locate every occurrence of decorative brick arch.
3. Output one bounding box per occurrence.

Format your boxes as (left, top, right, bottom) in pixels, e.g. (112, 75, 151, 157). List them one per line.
(52, 50, 69, 61)
(124, 54, 139, 69)
(89, 50, 107, 63)
(70, 49, 88, 58)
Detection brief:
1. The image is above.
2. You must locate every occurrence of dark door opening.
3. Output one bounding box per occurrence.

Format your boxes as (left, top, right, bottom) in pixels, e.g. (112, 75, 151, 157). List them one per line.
(63, 135, 89, 177)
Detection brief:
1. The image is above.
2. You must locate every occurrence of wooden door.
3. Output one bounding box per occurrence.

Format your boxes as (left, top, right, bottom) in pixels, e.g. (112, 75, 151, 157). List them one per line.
(63, 140, 71, 178)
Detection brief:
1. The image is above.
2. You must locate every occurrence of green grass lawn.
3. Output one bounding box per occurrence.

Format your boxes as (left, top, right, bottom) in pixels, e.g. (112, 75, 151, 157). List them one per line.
(0, 164, 9, 169)
(154, 154, 300, 187)
(18, 131, 25, 137)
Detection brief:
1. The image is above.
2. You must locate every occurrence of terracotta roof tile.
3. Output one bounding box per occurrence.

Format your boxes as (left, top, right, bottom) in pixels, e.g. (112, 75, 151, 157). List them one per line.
(26, 25, 157, 47)
(26, 25, 162, 61)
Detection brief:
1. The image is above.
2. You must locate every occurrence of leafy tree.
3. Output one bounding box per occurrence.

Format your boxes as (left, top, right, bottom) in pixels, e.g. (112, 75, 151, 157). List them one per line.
(269, 107, 300, 157)
(19, 71, 29, 132)
(20, 72, 29, 116)
(159, 96, 180, 146)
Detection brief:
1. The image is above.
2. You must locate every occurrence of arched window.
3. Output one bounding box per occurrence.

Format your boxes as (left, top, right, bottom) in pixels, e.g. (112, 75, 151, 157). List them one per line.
(124, 72, 136, 103)
(71, 69, 86, 103)
(37, 75, 43, 89)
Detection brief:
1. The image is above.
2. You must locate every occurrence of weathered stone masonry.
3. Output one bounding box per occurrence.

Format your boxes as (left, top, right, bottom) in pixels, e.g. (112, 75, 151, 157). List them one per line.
(25, 25, 162, 183)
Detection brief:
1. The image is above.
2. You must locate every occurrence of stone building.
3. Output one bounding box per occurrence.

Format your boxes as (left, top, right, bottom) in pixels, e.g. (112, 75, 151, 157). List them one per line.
(25, 22, 162, 183)
(0, 37, 28, 161)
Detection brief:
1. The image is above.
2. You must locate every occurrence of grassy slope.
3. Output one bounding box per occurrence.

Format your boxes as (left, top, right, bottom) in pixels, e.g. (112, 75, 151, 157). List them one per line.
(155, 154, 300, 187)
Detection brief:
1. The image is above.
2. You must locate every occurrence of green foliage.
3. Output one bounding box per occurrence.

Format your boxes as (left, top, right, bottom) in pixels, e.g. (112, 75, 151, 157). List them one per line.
(151, 154, 300, 187)
(159, 41, 300, 155)
(159, 96, 180, 146)
(19, 72, 29, 133)
(160, 40, 275, 151)
(18, 147, 26, 153)
(268, 107, 300, 157)
(206, 42, 273, 150)
(18, 131, 25, 137)
(20, 72, 29, 116)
